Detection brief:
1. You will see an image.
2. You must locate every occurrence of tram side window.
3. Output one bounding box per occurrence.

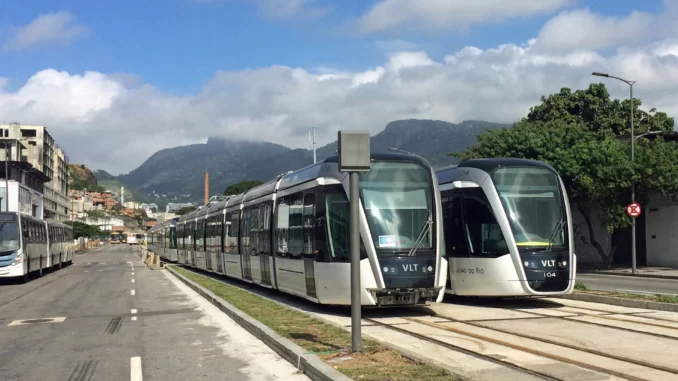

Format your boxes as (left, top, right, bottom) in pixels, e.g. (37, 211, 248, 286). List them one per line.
(276, 198, 290, 257)
(225, 211, 239, 253)
(324, 190, 367, 262)
(462, 189, 508, 258)
(288, 194, 304, 259)
(441, 191, 469, 258)
(303, 194, 315, 258)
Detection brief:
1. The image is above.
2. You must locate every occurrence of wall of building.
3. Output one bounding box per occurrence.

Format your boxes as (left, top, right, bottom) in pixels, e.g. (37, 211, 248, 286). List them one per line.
(0, 181, 43, 219)
(645, 193, 678, 267)
(0, 124, 67, 221)
(570, 204, 611, 266)
(79, 216, 125, 231)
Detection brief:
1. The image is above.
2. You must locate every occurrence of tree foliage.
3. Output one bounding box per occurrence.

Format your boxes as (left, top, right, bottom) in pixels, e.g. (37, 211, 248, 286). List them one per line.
(452, 83, 678, 265)
(65, 221, 102, 239)
(223, 180, 264, 196)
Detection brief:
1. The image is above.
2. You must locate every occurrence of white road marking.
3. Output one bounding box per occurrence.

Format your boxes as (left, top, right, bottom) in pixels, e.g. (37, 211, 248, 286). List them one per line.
(132, 272, 135, 276)
(87, 262, 92, 265)
(131, 316, 137, 321)
(127, 261, 133, 264)
(132, 279, 135, 283)
(130, 357, 143, 381)
(131, 309, 137, 314)
(8, 317, 67, 326)
(131, 289, 136, 296)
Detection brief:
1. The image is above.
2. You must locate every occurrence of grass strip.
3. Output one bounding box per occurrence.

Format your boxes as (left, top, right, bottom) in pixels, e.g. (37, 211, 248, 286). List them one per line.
(173, 266, 459, 381)
(574, 284, 678, 304)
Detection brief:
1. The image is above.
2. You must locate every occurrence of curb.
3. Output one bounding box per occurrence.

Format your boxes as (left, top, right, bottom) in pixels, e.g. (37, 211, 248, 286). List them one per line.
(577, 270, 678, 281)
(554, 292, 678, 312)
(166, 266, 353, 381)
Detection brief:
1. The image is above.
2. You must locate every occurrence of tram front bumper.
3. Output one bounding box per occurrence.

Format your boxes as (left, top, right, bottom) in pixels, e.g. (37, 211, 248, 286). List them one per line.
(369, 287, 443, 306)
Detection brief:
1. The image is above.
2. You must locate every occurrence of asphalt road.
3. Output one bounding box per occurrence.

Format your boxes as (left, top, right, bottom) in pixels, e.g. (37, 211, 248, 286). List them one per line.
(576, 273, 678, 295)
(0, 244, 309, 381)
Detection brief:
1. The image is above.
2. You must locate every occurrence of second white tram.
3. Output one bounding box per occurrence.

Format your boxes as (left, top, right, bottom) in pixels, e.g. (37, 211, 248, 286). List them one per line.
(152, 153, 448, 307)
(436, 158, 576, 297)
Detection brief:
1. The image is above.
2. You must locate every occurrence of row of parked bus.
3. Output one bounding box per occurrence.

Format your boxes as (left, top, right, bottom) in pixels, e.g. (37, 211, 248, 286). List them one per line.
(110, 232, 146, 245)
(0, 212, 75, 282)
(148, 154, 575, 307)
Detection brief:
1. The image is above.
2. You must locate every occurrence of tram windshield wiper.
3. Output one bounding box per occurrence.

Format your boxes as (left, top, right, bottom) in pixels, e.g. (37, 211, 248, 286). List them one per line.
(544, 219, 565, 253)
(407, 216, 432, 257)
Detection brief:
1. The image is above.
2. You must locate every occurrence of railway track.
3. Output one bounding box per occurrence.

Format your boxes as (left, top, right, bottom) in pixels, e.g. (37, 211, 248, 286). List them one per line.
(365, 311, 678, 381)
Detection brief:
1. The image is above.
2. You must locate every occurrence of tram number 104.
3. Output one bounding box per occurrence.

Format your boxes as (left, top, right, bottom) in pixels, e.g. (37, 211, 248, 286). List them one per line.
(544, 272, 557, 278)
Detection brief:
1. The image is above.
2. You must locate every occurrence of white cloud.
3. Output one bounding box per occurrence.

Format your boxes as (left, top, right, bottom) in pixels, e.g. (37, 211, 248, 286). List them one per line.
(2, 6, 678, 175)
(3, 11, 88, 51)
(351, 0, 571, 34)
(534, 1, 678, 53)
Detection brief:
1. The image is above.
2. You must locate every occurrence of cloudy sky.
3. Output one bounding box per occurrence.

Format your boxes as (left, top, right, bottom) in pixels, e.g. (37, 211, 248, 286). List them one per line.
(0, 0, 676, 174)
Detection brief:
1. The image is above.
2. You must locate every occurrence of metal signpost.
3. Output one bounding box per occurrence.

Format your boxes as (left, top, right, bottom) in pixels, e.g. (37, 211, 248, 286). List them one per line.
(337, 130, 371, 353)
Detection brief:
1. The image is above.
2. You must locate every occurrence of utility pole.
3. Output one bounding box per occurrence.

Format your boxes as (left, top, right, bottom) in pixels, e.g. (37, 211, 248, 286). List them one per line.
(310, 128, 316, 164)
(338, 130, 371, 353)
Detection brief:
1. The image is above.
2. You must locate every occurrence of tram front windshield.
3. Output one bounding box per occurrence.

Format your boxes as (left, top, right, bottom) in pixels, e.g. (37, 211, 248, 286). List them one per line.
(491, 167, 567, 250)
(0, 222, 20, 251)
(359, 161, 433, 256)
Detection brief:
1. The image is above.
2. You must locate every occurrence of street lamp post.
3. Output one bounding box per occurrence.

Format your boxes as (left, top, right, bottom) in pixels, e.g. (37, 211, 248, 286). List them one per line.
(592, 72, 637, 275)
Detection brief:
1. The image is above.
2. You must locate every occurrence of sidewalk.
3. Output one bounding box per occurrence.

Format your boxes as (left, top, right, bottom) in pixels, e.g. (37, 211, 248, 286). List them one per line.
(578, 266, 678, 280)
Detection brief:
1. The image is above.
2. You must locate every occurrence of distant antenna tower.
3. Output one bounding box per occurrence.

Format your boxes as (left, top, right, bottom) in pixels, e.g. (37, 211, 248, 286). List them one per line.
(309, 127, 316, 164)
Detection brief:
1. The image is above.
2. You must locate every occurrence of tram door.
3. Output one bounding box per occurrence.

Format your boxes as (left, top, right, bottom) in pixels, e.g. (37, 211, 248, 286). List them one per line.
(303, 192, 317, 298)
(241, 209, 252, 281)
(259, 203, 272, 286)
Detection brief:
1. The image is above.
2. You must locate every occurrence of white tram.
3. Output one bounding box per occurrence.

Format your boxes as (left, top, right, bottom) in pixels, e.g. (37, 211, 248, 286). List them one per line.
(436, 158, 576, 297)
(0, 212, 74, 282)
(148, 218, 178, 261)
(151, 153, 448, 306)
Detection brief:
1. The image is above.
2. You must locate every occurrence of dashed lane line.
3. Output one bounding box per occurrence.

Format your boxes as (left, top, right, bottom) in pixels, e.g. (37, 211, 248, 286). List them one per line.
(130, 357, 143, 381)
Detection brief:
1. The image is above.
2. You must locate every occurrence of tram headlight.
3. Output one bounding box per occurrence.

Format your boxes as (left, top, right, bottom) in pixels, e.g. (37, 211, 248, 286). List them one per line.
(523, 260, 537, 268)
(558, 260, 568, 268)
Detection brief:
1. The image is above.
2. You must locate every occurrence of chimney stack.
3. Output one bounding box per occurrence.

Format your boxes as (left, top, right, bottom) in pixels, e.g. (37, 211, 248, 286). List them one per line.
(204, 172, 209, 206)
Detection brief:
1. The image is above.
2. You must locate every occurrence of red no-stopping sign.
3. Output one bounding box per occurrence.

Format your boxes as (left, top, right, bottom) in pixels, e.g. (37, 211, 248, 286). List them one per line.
(626, 202, 642, 217)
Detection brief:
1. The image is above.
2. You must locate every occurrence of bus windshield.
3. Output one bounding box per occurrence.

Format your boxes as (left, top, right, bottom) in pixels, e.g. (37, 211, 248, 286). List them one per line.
(0, 222, 20, 251)
(359, 161, 433, 255)
(491, 167, 567, 250)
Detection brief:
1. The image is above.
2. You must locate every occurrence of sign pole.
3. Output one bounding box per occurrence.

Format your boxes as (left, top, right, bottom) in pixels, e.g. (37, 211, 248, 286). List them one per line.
(349, 171, 361, 352)
(337, 130, 371, 354)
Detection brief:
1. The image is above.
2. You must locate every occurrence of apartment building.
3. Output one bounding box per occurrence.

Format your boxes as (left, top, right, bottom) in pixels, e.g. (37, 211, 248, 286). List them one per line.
(0, 123, 70, 221)
(0, 136, 47, 218)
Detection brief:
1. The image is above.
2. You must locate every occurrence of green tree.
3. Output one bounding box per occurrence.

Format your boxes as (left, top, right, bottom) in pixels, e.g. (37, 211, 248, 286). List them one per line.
(452, 83, 678, 266)
(65, 221, 102, 239)
(223, 180, 264, 195)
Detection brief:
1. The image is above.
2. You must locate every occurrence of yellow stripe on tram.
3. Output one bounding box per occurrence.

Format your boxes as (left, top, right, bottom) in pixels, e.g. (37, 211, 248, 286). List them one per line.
(515, 242, 551, 246)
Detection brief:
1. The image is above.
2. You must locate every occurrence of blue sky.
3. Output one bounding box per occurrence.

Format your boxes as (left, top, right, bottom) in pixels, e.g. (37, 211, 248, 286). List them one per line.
(0, 0, 676, 173)
(0, 0, 665, 94)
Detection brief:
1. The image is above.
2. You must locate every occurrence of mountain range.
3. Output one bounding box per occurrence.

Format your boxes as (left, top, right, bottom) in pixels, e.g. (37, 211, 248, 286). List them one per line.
(93, 119, 509, 207)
